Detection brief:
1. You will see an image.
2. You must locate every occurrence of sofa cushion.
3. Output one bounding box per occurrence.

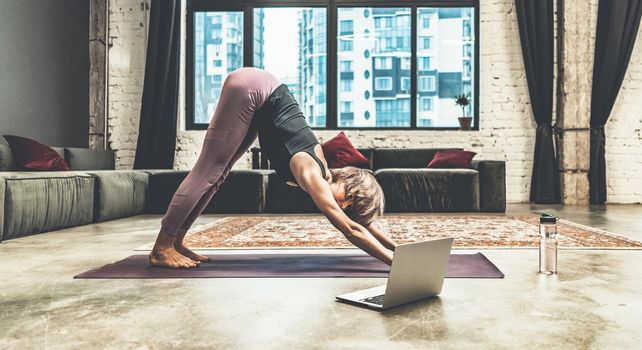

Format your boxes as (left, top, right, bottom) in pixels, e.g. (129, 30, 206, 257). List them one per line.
(372, 148, 461, 170)
(374, 168, 480, 212)
(51, 147, 65, 158)
(266, 172, 320, 213)
(0, 171, 95, 240)
(84, 170, 148, 222)
(0, 145, 15, 171)
(65, 147, 115, 170)
(355, 148, 374, 170)
(427, 150, 477, 168)
(321, 132, 369, 168)
(205, 170, 271, 214)
(143, 169, 270, 214)
(2, 135, 70, 171)
(143, 170, 188, 214)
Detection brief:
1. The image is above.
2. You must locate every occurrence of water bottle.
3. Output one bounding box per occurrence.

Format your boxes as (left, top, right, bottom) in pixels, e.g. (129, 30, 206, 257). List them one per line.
(539, 214, 558, 275)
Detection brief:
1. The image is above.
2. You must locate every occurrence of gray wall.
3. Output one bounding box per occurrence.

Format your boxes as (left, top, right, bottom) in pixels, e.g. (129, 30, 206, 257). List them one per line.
(0, 0, 89, 148)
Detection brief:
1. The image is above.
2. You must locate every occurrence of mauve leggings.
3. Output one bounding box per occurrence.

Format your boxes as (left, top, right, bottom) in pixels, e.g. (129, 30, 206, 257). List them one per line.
(160, 67, 281, 236)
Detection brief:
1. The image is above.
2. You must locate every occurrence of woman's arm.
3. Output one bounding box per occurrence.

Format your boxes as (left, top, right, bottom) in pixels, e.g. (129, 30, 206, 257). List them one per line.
(297, 167, 394, 265)
(365, 222, 398, 252)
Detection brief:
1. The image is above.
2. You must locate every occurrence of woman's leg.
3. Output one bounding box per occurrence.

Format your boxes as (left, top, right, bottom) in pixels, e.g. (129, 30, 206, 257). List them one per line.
(150, 73, 260, 268)
(170, 167, 230, 262)
(172, 123, 259, 261)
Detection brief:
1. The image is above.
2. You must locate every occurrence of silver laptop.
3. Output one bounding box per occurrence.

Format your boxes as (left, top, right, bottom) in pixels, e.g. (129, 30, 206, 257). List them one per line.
(336, 237, 454, 310)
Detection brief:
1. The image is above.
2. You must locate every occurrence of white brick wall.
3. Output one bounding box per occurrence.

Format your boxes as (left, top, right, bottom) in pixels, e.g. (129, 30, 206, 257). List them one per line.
(106, 0, 642, 204)
(606, 27, 642, 203)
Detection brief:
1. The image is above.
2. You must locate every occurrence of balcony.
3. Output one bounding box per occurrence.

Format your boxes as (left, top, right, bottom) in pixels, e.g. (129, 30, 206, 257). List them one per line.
(339, 112, 355, 126)
(340, 71, 354, 80)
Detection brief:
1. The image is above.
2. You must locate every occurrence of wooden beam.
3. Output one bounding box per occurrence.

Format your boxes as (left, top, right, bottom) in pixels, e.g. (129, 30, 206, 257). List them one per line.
(556, 0, 595, 205)
(89, 0, 108, 150)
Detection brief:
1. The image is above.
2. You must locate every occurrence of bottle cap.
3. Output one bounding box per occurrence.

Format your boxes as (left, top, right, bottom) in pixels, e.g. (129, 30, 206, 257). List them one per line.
(540, 214, 558, 224)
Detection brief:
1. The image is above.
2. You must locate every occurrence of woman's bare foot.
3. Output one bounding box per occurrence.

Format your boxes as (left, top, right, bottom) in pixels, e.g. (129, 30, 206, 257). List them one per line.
(174, 243, 212, 262)
(173, 228, 211, 262)
(149, 231, 200, 268)
(149, 246, 200, 268)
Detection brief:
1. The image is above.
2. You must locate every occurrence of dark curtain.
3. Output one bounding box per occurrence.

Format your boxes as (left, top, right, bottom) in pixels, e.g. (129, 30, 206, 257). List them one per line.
(515, 0, 560, 203)
(589, 0, 642, 204)
(134, 0, 181, 169)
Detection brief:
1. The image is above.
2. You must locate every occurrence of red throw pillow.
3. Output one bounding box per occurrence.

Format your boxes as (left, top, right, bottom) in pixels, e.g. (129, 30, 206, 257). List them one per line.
(3, 135, 70, 171)
(321, 132, 369, 168)
(427, 150, 477, 169)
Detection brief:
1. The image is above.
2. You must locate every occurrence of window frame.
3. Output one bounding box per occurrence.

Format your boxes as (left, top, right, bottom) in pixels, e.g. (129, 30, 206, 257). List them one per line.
(339, 59, 353, 73)
(420, 96, 433, 111)
(375, 77, 393, 91)
(186, 0, 480, 131)
(339, 78, 353, 92)
(400, 76, 410, 91)
(418, 75, 436, 92)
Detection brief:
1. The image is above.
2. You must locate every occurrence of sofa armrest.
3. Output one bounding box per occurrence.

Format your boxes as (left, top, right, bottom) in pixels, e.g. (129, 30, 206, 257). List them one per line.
(470, 160, 506, 212)
(0, 171, 95, 240)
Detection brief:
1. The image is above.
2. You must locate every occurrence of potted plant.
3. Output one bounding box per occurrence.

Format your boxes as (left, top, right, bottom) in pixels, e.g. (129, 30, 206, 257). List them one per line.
(453, 93, 472, 130)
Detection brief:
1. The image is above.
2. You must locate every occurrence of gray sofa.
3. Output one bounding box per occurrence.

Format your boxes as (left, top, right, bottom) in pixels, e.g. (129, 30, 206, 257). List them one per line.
(0, 144, 505, 242)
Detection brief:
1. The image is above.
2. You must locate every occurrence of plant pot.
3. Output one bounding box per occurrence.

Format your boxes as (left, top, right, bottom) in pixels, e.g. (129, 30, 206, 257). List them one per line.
(458, 117, 473, 131)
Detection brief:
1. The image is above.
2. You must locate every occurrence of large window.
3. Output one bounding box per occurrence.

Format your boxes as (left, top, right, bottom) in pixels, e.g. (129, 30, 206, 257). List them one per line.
(253, 7, 327, 127)
(338, 7, 411, 127)
(417, 7, 476, 127)
(187, 1, 478, 130)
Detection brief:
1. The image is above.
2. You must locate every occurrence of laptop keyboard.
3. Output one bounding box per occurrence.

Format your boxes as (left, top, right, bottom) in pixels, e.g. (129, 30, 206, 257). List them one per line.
(360, 294, 385, 305)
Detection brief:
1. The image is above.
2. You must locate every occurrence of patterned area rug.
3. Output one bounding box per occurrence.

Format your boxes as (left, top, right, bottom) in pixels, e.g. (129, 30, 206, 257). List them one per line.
(169, 215, 642, 250)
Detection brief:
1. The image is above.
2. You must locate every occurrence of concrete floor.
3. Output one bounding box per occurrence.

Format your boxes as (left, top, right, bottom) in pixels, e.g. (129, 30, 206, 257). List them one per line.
(1, 204, 641, 349)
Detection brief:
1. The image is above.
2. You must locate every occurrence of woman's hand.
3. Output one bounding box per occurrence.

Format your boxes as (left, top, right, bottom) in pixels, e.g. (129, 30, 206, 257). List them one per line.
(294, 162, 393, 265)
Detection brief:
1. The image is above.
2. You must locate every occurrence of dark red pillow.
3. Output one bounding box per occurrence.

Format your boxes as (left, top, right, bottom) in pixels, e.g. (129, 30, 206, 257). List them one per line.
(427, 150, 477, 169)
(321, 132, 369, 168)
(3, 135, 70, 171)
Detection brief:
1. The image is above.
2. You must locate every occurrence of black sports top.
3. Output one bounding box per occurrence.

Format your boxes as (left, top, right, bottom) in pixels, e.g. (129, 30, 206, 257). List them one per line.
(255, 84, 327, 183)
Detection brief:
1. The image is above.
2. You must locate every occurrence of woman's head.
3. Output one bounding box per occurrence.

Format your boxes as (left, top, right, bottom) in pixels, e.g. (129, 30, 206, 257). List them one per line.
(330, 167, 385, 226)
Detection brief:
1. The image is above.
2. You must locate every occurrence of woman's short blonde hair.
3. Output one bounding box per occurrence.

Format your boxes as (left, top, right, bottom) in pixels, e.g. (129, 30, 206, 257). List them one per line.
(330, 167, 385, 226)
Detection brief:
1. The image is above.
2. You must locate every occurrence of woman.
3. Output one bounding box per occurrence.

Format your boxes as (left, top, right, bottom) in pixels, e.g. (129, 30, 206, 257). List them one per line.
(150, 67, 398, 268)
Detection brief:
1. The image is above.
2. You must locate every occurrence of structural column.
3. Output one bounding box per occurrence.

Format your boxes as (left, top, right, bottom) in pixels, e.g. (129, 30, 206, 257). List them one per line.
(89, 0, 108, 149)
(556, 0, 596, 205)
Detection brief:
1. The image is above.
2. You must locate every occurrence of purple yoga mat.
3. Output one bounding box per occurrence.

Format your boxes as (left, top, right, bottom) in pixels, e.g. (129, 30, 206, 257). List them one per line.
(74, 253, 504, 279)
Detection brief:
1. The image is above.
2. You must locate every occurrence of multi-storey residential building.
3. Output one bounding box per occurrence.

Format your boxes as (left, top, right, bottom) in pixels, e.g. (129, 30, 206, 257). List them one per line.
(194, 11, 264, 124)
(308, 7, 473, 128)
(419, 8, 474, 127)
(298, 8, 327, 128)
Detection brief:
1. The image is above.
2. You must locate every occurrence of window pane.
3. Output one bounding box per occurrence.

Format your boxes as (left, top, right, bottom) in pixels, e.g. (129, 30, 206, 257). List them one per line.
(340, 20, 354, 35)
(400, 57, 410, 70)
(417, 7, 475, 128)
(375, 77, 392, 91)
(340, 60, 352, 72)
(338, 7, 411, 128)
(193, 11, 244, 124)
(400, 77, 410, 92)
(254, 8, 327, 128)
